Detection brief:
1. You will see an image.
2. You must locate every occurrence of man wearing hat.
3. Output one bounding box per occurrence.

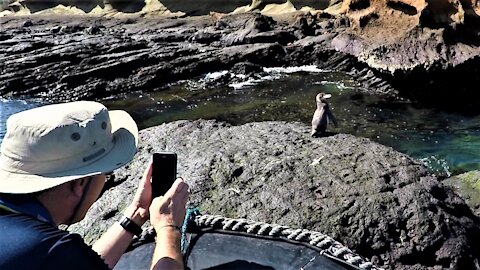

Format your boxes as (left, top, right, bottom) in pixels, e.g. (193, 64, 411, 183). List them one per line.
(0, 101, 189, 270)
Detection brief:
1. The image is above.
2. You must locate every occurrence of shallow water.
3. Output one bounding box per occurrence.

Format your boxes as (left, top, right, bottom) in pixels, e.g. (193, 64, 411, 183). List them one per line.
(0, 99, 42, 143)
(1, 67, 480, 176)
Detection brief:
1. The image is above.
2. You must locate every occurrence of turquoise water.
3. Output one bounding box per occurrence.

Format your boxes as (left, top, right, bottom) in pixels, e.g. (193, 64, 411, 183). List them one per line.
(0, 99, 43, 143)
(1, 68, 479, 176)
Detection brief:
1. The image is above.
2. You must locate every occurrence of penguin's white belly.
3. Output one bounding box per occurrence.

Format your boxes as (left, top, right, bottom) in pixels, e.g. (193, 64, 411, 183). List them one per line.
(311, 108, 328, 134)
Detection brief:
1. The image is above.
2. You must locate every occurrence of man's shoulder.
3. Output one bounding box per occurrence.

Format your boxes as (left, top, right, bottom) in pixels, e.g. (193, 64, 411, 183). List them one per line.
(0, 212, 65, 240)
(0, 213, 109, 270)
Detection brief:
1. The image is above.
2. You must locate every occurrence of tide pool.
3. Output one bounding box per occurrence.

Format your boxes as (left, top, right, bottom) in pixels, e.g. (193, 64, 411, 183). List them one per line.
(1, 67, 479, 176)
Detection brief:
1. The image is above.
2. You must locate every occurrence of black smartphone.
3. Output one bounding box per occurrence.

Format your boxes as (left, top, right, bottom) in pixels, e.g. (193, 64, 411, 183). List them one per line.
(151, 152, 177, 199)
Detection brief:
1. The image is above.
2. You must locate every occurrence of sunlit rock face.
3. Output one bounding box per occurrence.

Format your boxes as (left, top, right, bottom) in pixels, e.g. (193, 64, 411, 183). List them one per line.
(2, 0, 478, 26)
(25, 0, 102, 12)
(160, 0, 331, 15)
(0, 0, 331, 16)
(325, 0, 479, 29)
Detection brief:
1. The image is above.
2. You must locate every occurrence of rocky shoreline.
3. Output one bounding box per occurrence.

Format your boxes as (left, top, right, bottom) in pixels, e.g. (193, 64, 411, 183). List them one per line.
(1, 1, 479, 110)
(2, 1, 480, 269)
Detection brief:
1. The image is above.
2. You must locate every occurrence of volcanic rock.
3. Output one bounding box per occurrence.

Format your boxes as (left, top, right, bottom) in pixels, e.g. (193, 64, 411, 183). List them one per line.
(69, 120, 480, 269)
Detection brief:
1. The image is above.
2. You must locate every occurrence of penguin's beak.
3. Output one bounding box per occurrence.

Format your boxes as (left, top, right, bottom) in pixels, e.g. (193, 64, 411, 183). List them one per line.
(323, 94, 332, 99)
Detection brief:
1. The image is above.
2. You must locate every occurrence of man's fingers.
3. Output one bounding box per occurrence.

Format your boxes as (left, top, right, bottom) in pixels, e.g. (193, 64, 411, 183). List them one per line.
(143, 162, 153, 183)
(176, 178, 189, 193)
(151, 195, 164, 205)
(177, 186, 189, 202)
(165, 178, 189, 196)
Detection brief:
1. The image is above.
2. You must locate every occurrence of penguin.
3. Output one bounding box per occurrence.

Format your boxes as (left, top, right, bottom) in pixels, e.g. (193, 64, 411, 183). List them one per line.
(311, 92, 337, 137)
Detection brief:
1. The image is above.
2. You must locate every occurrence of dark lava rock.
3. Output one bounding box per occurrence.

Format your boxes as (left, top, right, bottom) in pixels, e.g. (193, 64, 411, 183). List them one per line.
(221, 13, 281, 45)
(0, 12, 479, 110)
(22, 20, 33, 27)
(69, 120, 480, 270)
(230, 61, 263, 75)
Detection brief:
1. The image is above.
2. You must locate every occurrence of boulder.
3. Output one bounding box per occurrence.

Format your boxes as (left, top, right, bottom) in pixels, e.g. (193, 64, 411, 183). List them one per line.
(69, 120, 480, 269)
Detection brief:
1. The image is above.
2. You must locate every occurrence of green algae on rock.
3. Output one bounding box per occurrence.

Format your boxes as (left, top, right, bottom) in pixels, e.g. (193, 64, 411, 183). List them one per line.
(444, 170, 480, 216)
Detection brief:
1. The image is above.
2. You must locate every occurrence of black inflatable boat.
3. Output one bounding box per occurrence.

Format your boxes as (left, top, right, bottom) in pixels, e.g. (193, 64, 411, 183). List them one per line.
(115, 213, 382, 270)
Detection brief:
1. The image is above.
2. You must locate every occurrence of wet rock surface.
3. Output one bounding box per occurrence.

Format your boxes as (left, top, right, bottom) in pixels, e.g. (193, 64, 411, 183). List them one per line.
(70, 120, 480, 270)
(0, 8, 479, 110)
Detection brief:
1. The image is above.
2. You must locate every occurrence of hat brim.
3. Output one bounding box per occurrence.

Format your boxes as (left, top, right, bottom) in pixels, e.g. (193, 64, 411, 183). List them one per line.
(0, 110, 138, 194)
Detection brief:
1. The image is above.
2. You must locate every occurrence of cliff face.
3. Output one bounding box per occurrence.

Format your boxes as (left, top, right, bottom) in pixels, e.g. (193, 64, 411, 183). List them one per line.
(0, 0, 330, 16)
(2, 0, 479, 24)
(326, 0, 480, 32)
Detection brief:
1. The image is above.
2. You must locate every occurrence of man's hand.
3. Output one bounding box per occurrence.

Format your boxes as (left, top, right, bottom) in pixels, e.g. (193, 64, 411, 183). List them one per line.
(92, 163, 157, 268)
(125, 163, 154, 226)
(149, 178, 189, 270)
(149, 178, 189, 231)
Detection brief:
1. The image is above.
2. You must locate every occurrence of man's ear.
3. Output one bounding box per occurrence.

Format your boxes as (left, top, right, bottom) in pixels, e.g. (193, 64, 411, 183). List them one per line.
(70, 178, 87, 197)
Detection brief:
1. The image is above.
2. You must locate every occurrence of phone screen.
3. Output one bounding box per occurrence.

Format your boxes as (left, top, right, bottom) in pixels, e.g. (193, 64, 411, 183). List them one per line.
(151, 152, 177, 198)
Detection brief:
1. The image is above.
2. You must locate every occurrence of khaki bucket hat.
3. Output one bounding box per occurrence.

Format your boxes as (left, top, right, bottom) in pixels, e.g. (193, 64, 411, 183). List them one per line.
(0, 101, 138, 194)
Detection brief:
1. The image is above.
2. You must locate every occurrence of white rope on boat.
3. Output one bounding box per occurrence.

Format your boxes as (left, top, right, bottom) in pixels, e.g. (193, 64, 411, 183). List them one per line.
(194, 214, 384, 270)
(133, 212, 384, 270)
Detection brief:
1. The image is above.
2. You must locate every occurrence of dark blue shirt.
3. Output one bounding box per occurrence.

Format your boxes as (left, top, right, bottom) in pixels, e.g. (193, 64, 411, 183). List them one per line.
(0, 195, 111, 270)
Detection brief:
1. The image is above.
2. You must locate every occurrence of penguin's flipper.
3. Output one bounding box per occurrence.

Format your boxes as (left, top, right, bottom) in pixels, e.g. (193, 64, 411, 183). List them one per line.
(327, 111, 338, 127)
